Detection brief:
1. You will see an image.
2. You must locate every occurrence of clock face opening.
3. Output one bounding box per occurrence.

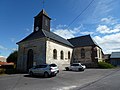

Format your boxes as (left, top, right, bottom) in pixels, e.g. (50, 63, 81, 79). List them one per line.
(35, 27, 39, 31)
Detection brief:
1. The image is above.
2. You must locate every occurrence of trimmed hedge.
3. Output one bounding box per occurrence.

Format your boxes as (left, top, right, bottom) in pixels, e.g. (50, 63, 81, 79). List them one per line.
(98, 62, 115, 69)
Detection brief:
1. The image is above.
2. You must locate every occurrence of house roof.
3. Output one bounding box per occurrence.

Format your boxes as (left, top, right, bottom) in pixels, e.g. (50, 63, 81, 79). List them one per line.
(68, 35, 99, 47)
(110, 52, 120, 58)
(0, 62, 14, 66)
(17, 29, 73, 47)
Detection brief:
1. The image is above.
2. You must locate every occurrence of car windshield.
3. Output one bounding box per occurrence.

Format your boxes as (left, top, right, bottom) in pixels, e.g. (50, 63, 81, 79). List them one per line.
(35, 65, 47, 68)
(49, 64, 57, 67)
(71, 64, 79, 66)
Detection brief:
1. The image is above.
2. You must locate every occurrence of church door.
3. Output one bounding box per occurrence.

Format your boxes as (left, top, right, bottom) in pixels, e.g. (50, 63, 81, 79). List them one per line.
(27, 49, 34, 71)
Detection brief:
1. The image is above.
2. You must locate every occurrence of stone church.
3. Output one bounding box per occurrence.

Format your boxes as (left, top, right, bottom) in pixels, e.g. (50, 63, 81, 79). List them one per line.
(17, 9, 103, 72)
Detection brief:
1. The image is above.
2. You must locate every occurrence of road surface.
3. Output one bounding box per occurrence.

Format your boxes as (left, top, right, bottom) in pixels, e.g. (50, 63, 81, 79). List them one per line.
(0, 69, 119, 90)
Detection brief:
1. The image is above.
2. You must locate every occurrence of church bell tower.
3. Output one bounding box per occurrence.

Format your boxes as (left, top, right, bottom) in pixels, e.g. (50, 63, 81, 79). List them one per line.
(34, 9, 51, 32)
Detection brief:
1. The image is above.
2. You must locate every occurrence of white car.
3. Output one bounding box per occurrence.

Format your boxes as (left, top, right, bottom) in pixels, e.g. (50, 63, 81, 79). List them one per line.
(29, 64, 59, 77)
(65, 63, 86, 71)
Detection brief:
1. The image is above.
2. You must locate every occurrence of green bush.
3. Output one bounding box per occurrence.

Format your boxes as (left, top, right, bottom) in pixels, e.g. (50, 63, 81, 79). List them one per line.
(0, 68, 5, 74)
(0, 68, 17, 74)
(98, 62, 115, 69)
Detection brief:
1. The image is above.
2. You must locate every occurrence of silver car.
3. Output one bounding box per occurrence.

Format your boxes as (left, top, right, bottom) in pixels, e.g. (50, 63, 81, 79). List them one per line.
(29, 64, 59, 77)
(65, 63, 86, 71)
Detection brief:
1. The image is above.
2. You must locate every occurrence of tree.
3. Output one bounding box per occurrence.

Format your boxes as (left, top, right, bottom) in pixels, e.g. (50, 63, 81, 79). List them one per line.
(7, 50, 18, 64)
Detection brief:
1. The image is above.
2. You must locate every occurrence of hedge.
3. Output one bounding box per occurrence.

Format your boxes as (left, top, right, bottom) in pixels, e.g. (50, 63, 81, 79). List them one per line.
(98, 62, 115, 69)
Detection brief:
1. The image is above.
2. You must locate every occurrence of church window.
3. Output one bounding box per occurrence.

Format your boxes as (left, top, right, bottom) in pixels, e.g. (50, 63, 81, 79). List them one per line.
(45, 19, 48, 26)
(99, 49, 101, 58)
(60, 51, 64, 60)
(68, 51, 70, 59)
(53, 49, 57, 59)
(81, 48, 85, 58)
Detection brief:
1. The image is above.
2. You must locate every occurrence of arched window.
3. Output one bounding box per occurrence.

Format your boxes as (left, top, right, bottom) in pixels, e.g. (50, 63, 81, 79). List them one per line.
(53, 49, 57, 59)
(68, 51, 70, 59)
(81, 48, 85, 58)
(99, 49, 101, 58)
(60, 51, 64, 60)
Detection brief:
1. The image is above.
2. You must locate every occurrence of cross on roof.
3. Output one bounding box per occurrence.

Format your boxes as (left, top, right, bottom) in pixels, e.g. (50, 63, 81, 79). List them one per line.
(42, 0, 45, 9)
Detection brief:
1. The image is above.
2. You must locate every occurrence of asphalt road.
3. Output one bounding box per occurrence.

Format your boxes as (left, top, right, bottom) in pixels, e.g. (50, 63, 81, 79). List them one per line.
(0, 69, 119, 90)
(75, 69, 120, 90)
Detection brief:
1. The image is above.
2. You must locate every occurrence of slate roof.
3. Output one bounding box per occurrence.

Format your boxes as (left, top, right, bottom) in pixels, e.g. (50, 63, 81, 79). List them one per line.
(68, 35, 99, 47)
(110, 52, 120, 58)
(17, 29, 73, 47)
(17, 30, 45, 43)
(42, 30, 73, 47)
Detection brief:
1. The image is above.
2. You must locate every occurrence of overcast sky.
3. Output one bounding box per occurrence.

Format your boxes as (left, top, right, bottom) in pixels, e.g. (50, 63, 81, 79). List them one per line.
(0, 0, 120, 57)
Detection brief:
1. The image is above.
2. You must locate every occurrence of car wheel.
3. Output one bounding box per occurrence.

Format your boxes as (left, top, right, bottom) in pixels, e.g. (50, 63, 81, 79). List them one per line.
(44, 72, 49, 78)
(79, 68, 84, 71)
(78, 68, 82, 71)
(30, 71, 33, 76)
(82, 68, 85, 71)
(52, 73, 56, 77)
(65, 67, 69, 71)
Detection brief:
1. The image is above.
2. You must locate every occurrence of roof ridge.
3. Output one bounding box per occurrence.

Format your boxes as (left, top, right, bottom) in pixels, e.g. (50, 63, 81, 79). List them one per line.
(43, 29, 66, 40)
(68, 34, 90, 40)
(42, 29, 73, 47)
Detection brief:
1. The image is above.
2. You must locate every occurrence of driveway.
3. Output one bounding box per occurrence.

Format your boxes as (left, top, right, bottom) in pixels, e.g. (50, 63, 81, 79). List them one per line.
(0, 69, 119, 90)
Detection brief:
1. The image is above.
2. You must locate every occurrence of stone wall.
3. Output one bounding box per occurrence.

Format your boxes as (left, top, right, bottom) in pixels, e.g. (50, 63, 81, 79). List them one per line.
(72, 46, 92, 64)
(72, 46, 103, 68)
(17, 38, 46, 72)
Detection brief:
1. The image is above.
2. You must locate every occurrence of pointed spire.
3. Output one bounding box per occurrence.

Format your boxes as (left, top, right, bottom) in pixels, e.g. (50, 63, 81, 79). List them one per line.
(35, 9, 51, 19)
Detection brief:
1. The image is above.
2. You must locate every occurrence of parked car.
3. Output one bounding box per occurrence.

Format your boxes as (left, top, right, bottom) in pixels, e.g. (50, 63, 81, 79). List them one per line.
(29, 63, 59, 77)
(65, 63, 86, 71)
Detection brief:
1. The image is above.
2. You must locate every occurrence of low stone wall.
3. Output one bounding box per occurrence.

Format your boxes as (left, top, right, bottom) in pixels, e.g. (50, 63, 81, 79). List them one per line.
(84, 62, 98, 68)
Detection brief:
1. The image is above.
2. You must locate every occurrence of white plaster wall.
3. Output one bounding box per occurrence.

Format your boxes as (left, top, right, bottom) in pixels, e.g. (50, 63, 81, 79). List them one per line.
(46, 40, 73, 69)
(96, 47, 103, 62)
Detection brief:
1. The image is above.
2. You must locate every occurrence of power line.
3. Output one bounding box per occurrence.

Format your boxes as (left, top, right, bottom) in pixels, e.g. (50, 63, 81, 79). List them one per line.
(67, 0, 94, 28)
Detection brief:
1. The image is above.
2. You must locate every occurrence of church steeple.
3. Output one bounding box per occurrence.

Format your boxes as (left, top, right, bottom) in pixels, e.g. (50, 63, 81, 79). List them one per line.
(34, 9, 51, 32)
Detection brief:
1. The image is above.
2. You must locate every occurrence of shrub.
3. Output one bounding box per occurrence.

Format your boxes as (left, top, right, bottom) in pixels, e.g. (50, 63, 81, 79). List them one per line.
(7, 50, 18, 65)
(5, 69, 17, 74)
(0, 68, 5, 74)
(98, 62, 115, 69)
